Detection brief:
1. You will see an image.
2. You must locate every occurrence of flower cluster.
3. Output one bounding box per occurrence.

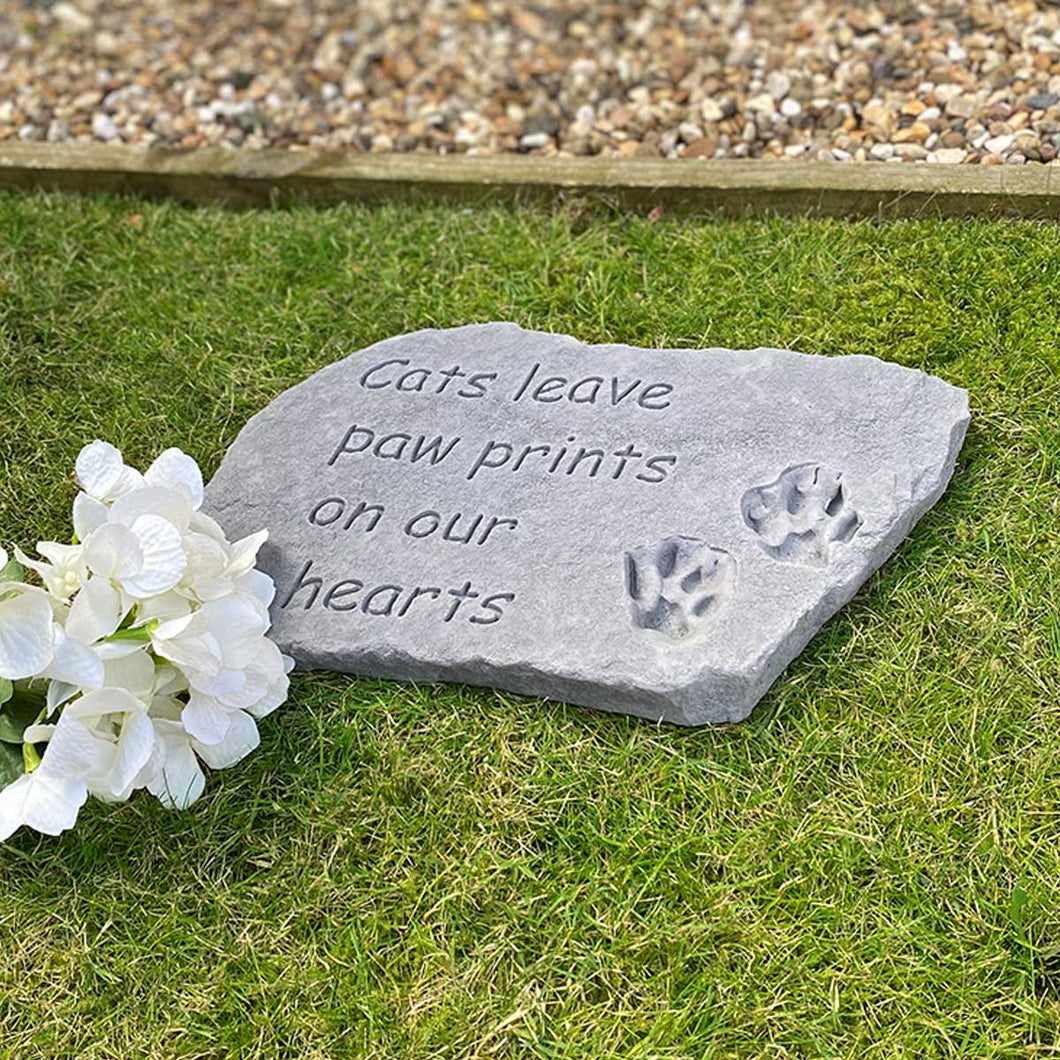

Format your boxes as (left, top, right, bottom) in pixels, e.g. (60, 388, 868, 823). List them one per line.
(0, 441, 292, 840)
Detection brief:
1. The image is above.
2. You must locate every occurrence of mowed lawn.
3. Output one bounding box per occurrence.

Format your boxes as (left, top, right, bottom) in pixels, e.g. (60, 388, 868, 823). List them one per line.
(0, 191, 1058, 1060)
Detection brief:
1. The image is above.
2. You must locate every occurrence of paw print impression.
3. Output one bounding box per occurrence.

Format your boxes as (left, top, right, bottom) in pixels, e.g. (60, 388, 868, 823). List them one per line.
(741, 463, 861, 567)
(625, 536, 736, 642)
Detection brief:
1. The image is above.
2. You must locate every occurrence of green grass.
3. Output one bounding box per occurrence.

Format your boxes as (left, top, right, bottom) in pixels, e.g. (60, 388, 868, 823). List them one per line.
(0, 191, 1058, 1060)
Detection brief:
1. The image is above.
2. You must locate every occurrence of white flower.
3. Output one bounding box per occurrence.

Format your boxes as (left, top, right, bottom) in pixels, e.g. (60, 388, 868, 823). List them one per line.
(143, 698, 260, 810)
(0, 440, 291, 839)
(72, 441, 145, 540)
(0, 710, 100, 840)
(72, 442, 201, 540)
(15, 542, 83, 601)
(179, 512, 268, 604)
(150, 595, 282, 742)
(81, 487, 191, 600)
(28, 688, 156, 804)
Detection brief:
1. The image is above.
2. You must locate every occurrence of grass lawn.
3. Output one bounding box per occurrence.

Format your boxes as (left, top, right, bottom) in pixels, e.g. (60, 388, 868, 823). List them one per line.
(0, 190, 1058, 1060)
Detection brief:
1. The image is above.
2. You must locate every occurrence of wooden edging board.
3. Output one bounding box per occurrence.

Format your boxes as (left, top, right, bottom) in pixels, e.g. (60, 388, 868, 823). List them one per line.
(0, 141, 1058, 219)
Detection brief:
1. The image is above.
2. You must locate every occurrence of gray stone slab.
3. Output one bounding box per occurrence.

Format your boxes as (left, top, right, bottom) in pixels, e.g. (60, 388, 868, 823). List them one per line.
(205, 323, 969, 726)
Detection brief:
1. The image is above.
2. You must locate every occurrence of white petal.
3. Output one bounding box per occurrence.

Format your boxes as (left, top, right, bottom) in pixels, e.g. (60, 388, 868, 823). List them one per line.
(228, 529, 269, 577)
(148, 741, 205, 810)
(135, 590, 192, 624)
(23, 731, 53, 756)
(130, 729, 166, 793)
(75, 440, 125, 499)
(46, 680, 78, 713)
(122, 516, 187, 598)
(66, 577, 125, 644)
(36, 541, 83, 568)
(110, 487, 192, 533)
(181, 694, 234, 745)
(102, 649, 156, 700)
(0, 771, 90, 839)
(145, 448, 204, 510)
(207, 597, 269, 668)
(83, 524, 142, 581)
(105, 709, 156, 800)
(246, 670, 289, 719)
(151, 665, 187, 698)
(73, 492, 110, 542)
(236, 569, 276, 609)
(197, 668, 247, 699)
(37, 710, 101, 779)
(48, 626, 104, 690)
(109, 465, 145, 499)
(152, 611, 196, 642)
(0, 547, 7, 571)
(152, 613, 223, 677)
(194, 709, 259, 770)
(0, 774, 33, 842)
(188, 510, 227, 542)
(14, 546, 60, 594)
(147, 699, 184, 724)
(65, 687, 144, 724)
(0, 590, 55, 680)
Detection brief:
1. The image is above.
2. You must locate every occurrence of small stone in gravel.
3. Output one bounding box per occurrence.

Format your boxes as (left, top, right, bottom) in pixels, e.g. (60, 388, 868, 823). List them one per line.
(932, 148, 967, 164)
(91, 114, 119, 141)
(51, 2, 91, 31)
(1026, 93, 1059, 110)
(746, 94, 776, 114)
(893, 122, 931, 143)
(683, 137, 718, 158)
(766, 71, 791, 101)
(700, 99, 724, 123)
(984, 133, 1014, 154)
(519, 131, 551, 150)
(945, 96, 977, 119)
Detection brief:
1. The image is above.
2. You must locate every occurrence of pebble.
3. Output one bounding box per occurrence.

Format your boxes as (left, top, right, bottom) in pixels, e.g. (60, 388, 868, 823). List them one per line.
(700, 99, 725, 123)
(984, 133, 1015, 154)
(1, 0, 1059, 163)
(519, 132, 551, 150)
(91, 114, 119, 141)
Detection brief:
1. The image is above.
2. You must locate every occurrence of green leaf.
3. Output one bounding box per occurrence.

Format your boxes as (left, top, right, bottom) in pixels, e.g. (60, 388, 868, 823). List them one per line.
(0, 740, 23, 788)
(0, 679, 11, 707)
(104, 622, 155, 644)
(0, 557, 25, 583)
(0, 690, 45, 744)
(22, 741, 40, 774)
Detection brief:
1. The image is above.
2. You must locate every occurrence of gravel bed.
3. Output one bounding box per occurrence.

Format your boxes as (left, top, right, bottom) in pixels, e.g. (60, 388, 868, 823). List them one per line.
(4, 1, 1060, 164)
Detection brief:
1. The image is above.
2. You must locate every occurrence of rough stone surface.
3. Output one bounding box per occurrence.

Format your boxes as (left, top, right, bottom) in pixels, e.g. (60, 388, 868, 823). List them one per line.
(205, 324, 969, 726)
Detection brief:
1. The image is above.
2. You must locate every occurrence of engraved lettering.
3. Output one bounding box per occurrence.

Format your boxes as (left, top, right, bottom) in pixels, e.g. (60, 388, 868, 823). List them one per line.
(323, 579, 364, 611)
(281, 560, 323, 610)
(309, 497, 346, 526)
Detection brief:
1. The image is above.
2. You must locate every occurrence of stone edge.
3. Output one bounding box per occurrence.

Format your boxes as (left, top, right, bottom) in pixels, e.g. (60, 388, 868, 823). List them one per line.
(0, 142, 1059, 218)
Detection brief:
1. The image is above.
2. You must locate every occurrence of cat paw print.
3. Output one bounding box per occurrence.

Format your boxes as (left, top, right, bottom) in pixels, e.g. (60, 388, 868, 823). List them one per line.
(625, 535, 736, 642)
(741, 463, 861, 566)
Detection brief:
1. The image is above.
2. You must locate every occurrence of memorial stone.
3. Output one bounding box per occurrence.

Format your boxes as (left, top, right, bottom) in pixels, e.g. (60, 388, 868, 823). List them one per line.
(206, 323, 969, 725)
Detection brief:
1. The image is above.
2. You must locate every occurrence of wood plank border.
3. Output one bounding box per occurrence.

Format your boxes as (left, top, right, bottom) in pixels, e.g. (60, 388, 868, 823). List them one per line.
(0, 142, 1058, 219)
